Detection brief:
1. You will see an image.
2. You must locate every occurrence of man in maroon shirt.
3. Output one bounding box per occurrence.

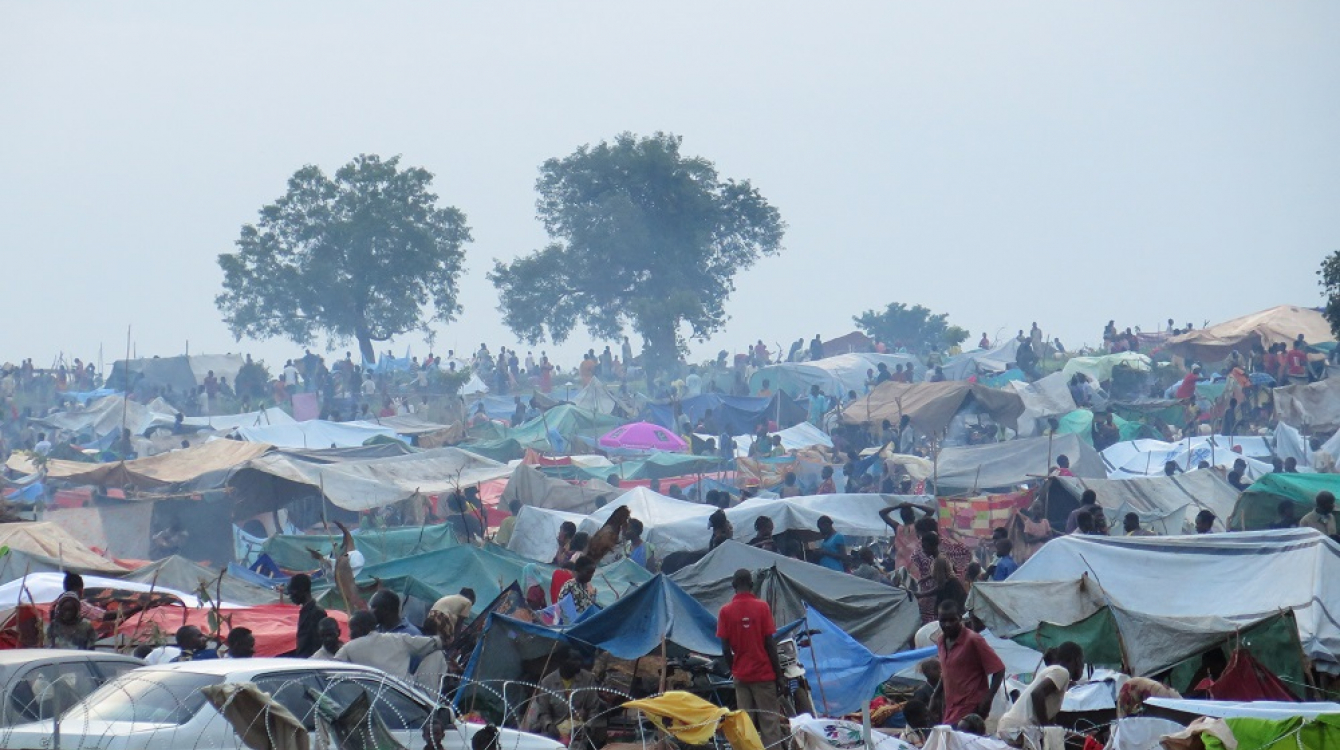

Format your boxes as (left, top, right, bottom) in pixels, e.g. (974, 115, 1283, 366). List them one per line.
(937, 600, 1005, 726)
(718, 569, 785, 750)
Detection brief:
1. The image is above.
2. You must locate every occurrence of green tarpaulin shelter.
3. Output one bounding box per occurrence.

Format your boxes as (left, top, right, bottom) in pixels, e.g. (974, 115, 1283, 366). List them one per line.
(574, 452, 730, 481)
(1207, 715, 1340, 750)
(1232, 474, 1340, 530)
(262, 522, 461, 571)
(1055, 409, 1150, 446)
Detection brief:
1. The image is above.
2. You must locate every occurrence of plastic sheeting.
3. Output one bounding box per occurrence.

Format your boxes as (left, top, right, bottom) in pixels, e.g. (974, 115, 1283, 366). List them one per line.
(261, 522, 461, 571)
(1007, 372, 1076, 437)
(933, 434, 1105, 495)
(1165, 305, 1334, 364)
(670, 542, 920, 654)
(841, 381, 1025, 434)
(1143, 698, 1340, 719)
(122, 555, 278, 606)
(1047, 472, 1240, 534)
(498, 464, 621, 514)
(1060, 352, 1153, 383)
(236, 421, 401, 448)
(1233, 473, 1340, 529)
(972, 529, 1340, 670)
(1275, 377, 1340, 432)
(942, 340, 1020, 382)
(643, 392, 809, 437)
(791, 606, 931, 715)
(750, 353, 921, 399)
(8, 439, 273, 489)
(506, 505, 594, 563)
(566, 575, 721, 658)
(1100, 436, 1273, 479)
(229, 447, 514, 511)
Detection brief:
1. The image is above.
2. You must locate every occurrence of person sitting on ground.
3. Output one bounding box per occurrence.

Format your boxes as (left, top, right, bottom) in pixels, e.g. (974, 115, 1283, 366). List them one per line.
(1065, 489, 1097, 534)
(1271, 499, 1299, 529)
(851, 547, 887, 583)
(144, 625, 216, 664)
(309, 617, 343, 660)
(1123, 513, 1154, 536)
(996, 642, 1085, 744)
(525, 652, 606, 745)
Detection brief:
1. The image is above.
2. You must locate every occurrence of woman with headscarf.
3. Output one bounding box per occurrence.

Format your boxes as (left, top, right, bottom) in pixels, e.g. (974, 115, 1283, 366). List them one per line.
(47, 592, 96, 650)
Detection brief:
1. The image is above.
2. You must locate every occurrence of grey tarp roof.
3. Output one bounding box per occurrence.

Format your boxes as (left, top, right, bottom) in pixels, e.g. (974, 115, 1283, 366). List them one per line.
(669, 541, 920, 654)
(122, 555, 278, 606)
(933, 433, 1104, 495)
(1048, 471, 1241, 534)
(498, 463, 621, 514)
(967, 529, 1340, 669)
(227, 447, 513, 512)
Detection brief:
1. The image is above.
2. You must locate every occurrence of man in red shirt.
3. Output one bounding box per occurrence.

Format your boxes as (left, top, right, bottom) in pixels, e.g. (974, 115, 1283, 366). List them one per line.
(1174, 365, 1202, 400)
(1286, 341, 1309, 381)
(937, 600, 1005, 726)
(718, 569, 785, 750)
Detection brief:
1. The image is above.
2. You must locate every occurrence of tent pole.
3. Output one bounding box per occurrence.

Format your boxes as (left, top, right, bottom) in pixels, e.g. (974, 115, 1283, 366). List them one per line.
(659, 636, 669, 694)
(801, 612, 832, 715)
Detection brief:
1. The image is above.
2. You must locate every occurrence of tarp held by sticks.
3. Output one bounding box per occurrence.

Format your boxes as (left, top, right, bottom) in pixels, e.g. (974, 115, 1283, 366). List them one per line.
(842, 380, 1025, 434)
(933, 433, 1105, 495)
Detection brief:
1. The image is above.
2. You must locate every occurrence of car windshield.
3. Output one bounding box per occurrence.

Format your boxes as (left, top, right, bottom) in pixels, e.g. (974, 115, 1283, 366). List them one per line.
(72, 670, 223, 726)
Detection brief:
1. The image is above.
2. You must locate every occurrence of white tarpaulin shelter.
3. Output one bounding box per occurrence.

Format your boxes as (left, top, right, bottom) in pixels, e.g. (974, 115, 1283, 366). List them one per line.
(1060, 352, 1152, 383)
(230, 447, 513, 511)
(749, 353, 920, 398)
(505, 505, 589, 563)
(1048, 472, 1241, 534)
(236, 420, 400, 448)
(178, 407, 295, 433)
(941, 339, 1020, 381)
(578, 490, 908, 556)
(970, 529, 1340, 671)
(701, 421, 834, 458)
(1007, 372, 1077, 437)
(1275, 377, 1340, 433)
(1100, 436, 1274, 479)
(38, 394, 175, 438)
(933, 434, 1105, 494)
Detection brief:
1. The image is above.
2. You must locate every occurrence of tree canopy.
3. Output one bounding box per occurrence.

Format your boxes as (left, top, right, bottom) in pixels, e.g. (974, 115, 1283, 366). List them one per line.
(853, 302, 970, 353)
(1320, 251, 1340, 338)
(488, 132, 784, 378)
(216, 154, 471, 362)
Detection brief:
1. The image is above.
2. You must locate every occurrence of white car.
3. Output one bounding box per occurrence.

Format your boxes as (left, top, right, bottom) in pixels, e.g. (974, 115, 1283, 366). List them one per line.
(0, 658, 565, 750)
(0, 650, 143, 727)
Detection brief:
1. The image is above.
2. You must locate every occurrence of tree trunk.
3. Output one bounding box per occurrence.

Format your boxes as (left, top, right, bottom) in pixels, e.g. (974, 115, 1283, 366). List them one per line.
(357, 334, 376, 364)
(640, 320, 681, 386)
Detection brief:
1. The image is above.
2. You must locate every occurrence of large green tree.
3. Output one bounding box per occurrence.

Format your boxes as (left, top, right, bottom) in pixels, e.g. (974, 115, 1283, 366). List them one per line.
(488, 132, 784, 378)
(216, 154, 471, 362)
(1320, 250, 1340, 338)
(853, 302, 970, 353)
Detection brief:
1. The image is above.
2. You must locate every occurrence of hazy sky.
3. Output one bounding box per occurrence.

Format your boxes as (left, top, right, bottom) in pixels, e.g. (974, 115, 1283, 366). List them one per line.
(2, 3, 1337, 372)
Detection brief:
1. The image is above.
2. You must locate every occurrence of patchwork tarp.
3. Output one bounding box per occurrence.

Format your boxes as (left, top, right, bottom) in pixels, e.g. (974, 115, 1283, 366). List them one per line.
(933, 434, 1105, 495)
(228, 447, 513, 512)
(670, 542, 920, 654)
(1046, 471, 1240, 534)
(1233, 473, 1340, 529)
(970, 529, 1340, 670)
(841, 381, 1025, 434)
(749, 353, 920, 399)
(1274, 377, 1340, 432)
(566, 575, 721, 658)
(1166, 305, 1334, 363)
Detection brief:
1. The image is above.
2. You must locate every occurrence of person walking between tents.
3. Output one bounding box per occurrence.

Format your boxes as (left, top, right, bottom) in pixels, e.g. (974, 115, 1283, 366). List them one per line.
(718, 569, 786, 750)
(937, 600, 1005, 727)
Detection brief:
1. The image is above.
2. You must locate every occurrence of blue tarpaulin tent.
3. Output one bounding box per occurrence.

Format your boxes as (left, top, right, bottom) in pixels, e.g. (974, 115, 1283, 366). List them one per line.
(792, 606, 934, 715)
(643, 393, 807, 436)
(567, 574, 722, 658)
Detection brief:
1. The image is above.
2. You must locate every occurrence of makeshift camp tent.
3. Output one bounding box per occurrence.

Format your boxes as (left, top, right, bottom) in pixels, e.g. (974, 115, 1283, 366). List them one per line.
(749, 353, 920, 399)
(1274, 378, 1340, 432)
(968, 529, 1340, 672)
(497, 464, 620, 514)
(1232, 473, 1340, 530)
(498, 404, 625, 453)
(1101, 436, 1273, 480)
(1007, 372, 1077, 437)
(1045, 472, 1240, 534)
(932, 434, 1105, 495)
(841, 381, 1025, 434)
(1054, 409, 1149, 446)
(36, 394, 176, 438)
(1166, 306, 1334, 363)
(643, 393, 809, 437)
(566, 574, 721, 658)
(790, 606, 934, 715)
(226, 447, 513, 514)
(575, 453, 728, 482)
(236, 420, 401, 448)
(110, 354, 247, 394)
(122, 555, 278, 606)
(1060, 353, 1153, 383)
(318, 544, 653, 615)
(941, 340, 1020, 382)
(504, 505, 589, 563)
(670, 542, 920, 654)
(8, 439, 272, 490)
(261, 522, 463, 572)
(0, 523, 127, 577)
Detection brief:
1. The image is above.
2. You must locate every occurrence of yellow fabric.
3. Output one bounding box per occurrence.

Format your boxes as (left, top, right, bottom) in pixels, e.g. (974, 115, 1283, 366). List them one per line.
(624, 691, 764, 750)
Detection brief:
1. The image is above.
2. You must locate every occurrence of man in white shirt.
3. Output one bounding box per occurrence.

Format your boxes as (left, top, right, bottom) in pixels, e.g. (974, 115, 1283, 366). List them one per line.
(996, 641, 1084, 746)
(332, 611, 440, 684)
(283, 361, 299, 390)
